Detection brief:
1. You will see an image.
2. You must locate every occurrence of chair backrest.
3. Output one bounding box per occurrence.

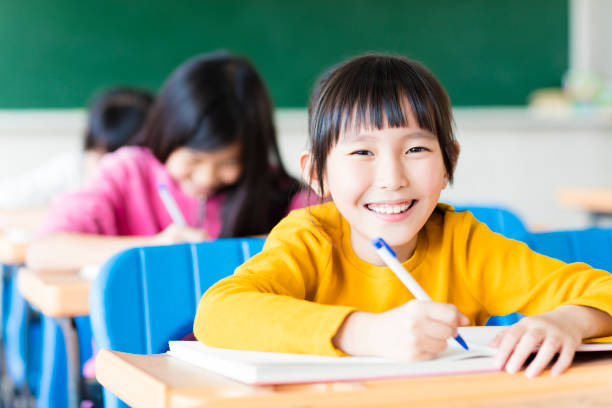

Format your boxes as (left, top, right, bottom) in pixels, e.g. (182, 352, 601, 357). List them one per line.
(526, 228, 612, 269)
(453, 205, 528, 241)
(90, 238, 265, 408)
(487, 227, 612, 326)
(90, 237, 265, 355)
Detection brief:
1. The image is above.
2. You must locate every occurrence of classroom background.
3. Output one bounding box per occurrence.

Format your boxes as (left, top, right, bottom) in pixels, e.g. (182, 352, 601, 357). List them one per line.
(1, 0, 611, 230)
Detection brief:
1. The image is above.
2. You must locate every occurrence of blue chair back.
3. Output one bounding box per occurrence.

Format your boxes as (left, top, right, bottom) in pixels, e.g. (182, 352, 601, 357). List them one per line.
(90, 237, 265, 408)
(453, 205, 528, 241)
(526, 228, 612, 269)
(488, 227, 612, 326)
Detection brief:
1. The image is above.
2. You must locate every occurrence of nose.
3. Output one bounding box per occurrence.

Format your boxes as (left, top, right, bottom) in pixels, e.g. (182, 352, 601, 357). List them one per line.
(192, 162, 217, 192)
(376, 156, 408, 191)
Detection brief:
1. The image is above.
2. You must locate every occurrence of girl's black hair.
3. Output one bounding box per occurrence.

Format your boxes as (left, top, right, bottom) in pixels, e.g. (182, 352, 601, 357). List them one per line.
(137, 52, 300, 237)
(84, 88, 154, 152)
(308, 54, 459, 197)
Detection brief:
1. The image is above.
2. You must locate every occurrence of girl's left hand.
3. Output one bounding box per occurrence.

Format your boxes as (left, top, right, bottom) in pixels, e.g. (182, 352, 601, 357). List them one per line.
(489, 314, 581, 378)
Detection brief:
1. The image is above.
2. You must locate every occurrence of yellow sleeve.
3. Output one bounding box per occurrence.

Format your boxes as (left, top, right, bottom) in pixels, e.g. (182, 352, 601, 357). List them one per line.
(193, 210, 355, 355)
(458, 214, 612, 319)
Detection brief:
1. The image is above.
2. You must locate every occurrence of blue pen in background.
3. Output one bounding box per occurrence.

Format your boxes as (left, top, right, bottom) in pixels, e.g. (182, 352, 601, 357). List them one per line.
(158, 184, 186, 226)
(372, 237, 469, 351)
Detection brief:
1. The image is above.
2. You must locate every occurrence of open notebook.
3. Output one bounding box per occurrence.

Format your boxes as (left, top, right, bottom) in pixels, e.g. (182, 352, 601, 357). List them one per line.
(168, 326, 612, 385)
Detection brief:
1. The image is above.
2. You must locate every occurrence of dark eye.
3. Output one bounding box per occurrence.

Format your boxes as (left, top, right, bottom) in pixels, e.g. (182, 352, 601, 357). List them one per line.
(407, 146, 428, 154)
(351, 150, 373, 156)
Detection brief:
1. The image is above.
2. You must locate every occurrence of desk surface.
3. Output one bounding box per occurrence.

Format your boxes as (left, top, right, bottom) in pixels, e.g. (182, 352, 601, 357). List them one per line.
(0, 234, 27, 264)
(17, 267, 90, 317)
(558, 188, 612, 214)
(96, 349, 612, 408)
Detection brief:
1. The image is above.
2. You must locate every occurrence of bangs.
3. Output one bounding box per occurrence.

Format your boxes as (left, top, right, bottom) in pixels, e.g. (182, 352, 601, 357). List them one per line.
(310, 56, 442, 149)
(186, 100, 243, 152)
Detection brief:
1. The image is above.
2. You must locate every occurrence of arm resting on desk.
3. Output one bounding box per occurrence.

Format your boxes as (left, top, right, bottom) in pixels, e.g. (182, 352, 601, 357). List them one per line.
(0, 208, 48, 231)
(26, 233, 158, 271)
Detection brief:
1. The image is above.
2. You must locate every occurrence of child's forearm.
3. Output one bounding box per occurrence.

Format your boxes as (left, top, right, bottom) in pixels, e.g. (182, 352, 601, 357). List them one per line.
(332, 311, 377, 356)
(544, 305, 612, 339)
(0, 208, 48, 231)
(26, 233, 158, 271)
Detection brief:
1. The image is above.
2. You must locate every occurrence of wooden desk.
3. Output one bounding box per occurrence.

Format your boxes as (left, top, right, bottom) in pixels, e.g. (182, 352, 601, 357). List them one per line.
(17, 267, 91, 408)
(17, 267, 90, 317)
(97, 349, 612, 408)
(0, 233, 27, 265)
(558, 188, 612, 224)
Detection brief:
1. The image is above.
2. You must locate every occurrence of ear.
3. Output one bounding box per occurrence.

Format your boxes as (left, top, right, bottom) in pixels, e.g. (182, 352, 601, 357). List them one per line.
(451, 141, 461, 173)
(299, 151, 329, 198)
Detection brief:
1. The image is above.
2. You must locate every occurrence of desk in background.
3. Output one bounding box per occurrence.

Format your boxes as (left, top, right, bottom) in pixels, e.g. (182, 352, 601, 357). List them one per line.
(97, 349, 612, 408)
(558, 188, 612, 225)
(17, 268, 90, 408)
(0, 233, 27, 265)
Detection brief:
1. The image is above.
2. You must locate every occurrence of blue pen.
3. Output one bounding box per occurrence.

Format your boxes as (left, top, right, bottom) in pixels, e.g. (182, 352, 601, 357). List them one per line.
(372, 237, 469, 351)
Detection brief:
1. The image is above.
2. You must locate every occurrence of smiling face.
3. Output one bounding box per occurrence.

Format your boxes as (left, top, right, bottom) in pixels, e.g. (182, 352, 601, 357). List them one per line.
(321, 114, 448, 264)
(165, 143, 243, 199)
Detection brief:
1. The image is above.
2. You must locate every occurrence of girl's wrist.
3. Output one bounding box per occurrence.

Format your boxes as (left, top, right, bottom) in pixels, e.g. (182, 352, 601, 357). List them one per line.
(332, 311, 377, 356)
(547, 305, 603, 339)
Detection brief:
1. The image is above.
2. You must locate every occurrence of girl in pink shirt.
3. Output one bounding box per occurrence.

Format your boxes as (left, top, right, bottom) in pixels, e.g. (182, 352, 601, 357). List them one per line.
(28, 52, 310, 271)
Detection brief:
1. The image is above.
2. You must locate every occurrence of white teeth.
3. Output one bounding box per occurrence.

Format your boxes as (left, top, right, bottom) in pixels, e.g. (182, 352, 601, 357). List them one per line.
(367, 202, 412, 214)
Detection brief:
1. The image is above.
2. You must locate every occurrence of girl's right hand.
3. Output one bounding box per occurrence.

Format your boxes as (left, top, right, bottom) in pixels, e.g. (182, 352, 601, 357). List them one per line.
(333, 300, 469, 361)
(154, 223, 209, 245)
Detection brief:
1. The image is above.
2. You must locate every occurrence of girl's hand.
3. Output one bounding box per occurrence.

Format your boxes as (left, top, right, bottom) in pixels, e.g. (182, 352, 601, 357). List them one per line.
(489, 313, 581, 378)
(154, 223, 209, 245)
(334, 300, 469, 361)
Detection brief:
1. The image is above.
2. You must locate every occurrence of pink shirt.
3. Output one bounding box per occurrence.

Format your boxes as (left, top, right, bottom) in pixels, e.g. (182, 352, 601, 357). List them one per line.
(40, 146, 310, 238)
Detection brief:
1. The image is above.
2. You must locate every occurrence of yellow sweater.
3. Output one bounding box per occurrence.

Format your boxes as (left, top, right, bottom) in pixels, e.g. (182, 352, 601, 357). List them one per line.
(194, 202, 612, 355)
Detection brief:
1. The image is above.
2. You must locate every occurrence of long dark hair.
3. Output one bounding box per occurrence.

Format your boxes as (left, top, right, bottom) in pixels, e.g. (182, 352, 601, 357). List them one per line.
(137, 52, 300, 237)
(84, 87, 154, 152)
(308, 54, 459, 197)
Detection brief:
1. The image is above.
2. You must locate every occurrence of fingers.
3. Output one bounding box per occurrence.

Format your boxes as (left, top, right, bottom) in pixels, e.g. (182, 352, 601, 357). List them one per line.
(410, 335, 448, 359)
(488, 329, 508, 348)
(494, 325, 526, 370)
(424, 302, 469, 329)
(495, 322, 579, 377)
(524, 336, 562, 377)
(550, 341, 576, 376)
(423, 319, 458, 342)
(161, 224, 208, 243)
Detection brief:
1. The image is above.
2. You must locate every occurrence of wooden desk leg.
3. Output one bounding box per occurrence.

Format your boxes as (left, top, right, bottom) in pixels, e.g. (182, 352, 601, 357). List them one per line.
(57, 317, 81, 408)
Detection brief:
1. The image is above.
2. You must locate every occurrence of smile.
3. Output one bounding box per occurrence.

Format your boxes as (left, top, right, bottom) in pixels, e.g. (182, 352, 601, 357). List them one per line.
(365, 200, 416, 215)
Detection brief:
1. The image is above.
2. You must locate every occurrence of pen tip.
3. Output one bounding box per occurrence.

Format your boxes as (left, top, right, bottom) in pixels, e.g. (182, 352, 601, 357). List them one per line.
(455, 335, 469, 350)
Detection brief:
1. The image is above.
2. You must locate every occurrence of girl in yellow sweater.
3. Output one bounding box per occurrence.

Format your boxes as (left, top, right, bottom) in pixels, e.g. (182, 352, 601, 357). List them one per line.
(194, 54, 612, 378)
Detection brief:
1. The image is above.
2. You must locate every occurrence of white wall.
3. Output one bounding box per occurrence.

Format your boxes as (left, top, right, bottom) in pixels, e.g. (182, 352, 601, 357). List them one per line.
(570, 0, 612, 79)
(2, 108, 611, 231)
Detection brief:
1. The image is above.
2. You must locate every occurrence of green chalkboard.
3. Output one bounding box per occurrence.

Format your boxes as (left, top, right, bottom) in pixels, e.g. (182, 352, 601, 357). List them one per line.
(0, 0, 568, 108)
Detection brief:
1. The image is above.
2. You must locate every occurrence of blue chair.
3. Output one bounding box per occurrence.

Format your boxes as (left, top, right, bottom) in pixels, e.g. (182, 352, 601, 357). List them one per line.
(1, 264, 42, 406)
(453, 205, 528, 241)
(90, 238, 265, 408)
(35, 315, 93, 408)
(487, 227, 612, 326)
(526, 228, 612, 270)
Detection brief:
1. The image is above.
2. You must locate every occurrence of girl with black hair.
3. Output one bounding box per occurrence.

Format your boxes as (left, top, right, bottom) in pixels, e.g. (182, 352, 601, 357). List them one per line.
(27, 53, 309, 270)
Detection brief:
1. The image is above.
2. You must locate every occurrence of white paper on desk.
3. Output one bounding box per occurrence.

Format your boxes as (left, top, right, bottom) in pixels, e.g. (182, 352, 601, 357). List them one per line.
(79, 265, 101, 280)
(167, 326, 612, 385)
(167, 327, 504, 385)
